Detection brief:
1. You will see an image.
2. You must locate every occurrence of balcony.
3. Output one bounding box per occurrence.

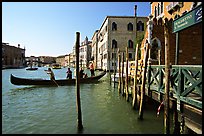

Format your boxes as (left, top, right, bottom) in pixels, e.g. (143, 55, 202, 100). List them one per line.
(166, 2, 183, 14)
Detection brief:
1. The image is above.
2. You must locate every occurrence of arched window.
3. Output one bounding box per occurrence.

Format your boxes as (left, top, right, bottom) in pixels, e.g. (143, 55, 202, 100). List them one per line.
(127, 23, 133, 31)
(112, 53, 116, 59)
(112, 22, 117, 31)
(128, 40, 133, 48)
(150, 38, 161, 60)
(129, 53, 133, 59)
(161, 2, 163, 13)
(154, 6, 157, 17)
(174, 14, 181, 19)
(137, 21, 144, 31)
(112, 39, 117, 48)
(158, 3, 160, 15)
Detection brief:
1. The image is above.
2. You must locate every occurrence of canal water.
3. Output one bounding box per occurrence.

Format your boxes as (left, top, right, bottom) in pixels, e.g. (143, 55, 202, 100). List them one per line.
(2, 67, 165, 134)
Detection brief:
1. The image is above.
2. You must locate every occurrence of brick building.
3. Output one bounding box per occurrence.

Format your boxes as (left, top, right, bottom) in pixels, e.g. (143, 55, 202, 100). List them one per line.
(141, 2, 202, 65)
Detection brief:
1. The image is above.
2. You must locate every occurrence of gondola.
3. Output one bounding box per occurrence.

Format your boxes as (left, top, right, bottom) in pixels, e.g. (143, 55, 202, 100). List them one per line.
(10, 70, 106, 86)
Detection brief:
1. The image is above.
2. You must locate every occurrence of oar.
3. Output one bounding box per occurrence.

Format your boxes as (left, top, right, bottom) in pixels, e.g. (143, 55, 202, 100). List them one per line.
(51, 78, 59, 87)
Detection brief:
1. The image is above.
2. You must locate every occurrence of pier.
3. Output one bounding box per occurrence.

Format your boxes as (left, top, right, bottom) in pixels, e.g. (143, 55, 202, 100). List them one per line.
(115, 62, 202, 134)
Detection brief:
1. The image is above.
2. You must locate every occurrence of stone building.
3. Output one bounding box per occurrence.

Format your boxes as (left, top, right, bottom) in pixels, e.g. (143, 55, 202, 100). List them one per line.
(38, 56, 56, 67)
(69, 46, 76, 68)
(141, 2, 202, 65)
(79, 36, 92, 68)
(97, 15, 148, 71)
(64, 54, 71, 67)
(2, 42, 26, 68)
(91, 30, 99, 69)
(56, 55, 66, 67)
(25, 56, 40, 67)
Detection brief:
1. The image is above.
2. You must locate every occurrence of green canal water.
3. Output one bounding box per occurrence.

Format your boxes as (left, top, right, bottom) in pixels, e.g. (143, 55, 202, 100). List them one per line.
(2, 67, 166, 134)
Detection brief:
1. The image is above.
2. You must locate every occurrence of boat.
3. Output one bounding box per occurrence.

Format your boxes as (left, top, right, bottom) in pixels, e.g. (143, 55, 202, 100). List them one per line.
(26, 58, 38, 70)
(52, 63, 61, 69)
(10, 70, 106, 86)
(26, 67, 38, 70)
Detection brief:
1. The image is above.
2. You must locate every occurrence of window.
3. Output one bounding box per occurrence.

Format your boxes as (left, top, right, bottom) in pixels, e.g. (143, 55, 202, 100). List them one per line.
(127, 23, 133, 31)
(112, 22, 117, 31)
(158, 3, 160, 16)
(174, 14, 180, 19)
(161, 2, 163, 13)
(112, 39, 117, 48)
(137, 21, 144, 31)
(154, 6, 157, 17)
(104, 54, 107, 59)
(129, 53, 132, 59)
(128, 40, 133, 48)
(112, 53, 116, 59)
(151, 40, 159, 60)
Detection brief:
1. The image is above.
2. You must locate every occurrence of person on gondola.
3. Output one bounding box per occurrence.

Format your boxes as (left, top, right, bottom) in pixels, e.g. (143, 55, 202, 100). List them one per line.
(45, 68, 55, 80)
(89, 62, 95, 77)
(79, 68, 85, 78)
(66, 67, 72, 79)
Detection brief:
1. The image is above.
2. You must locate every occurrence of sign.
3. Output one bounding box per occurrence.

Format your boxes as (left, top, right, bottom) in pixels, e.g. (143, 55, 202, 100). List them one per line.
(173, 5, 202, 33)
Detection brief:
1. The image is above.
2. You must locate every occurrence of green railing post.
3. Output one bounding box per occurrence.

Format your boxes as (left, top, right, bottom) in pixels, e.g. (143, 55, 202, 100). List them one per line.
(147, 65, 151, 97)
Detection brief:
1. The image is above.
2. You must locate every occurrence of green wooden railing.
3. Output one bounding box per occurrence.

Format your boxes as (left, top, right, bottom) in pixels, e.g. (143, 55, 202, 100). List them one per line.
(146, 65, 202, 109)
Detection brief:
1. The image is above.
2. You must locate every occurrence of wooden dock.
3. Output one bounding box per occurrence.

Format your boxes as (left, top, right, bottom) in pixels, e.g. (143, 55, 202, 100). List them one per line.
(115, 63, 202, 134)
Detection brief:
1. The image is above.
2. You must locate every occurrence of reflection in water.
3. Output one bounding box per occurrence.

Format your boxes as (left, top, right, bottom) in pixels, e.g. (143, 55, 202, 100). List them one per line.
(2, 68, 165, 134)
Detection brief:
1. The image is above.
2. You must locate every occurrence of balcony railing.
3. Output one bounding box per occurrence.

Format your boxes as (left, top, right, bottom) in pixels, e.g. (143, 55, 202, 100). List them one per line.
(166, 2, 183, 14)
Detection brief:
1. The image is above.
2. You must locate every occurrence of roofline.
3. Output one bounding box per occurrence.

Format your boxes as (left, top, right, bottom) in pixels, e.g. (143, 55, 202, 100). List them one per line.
(91, 30, 99, 40)
(98, 16, 148, 32)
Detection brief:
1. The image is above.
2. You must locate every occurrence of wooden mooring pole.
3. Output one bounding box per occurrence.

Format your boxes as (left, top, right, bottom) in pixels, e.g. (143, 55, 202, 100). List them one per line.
(113, 48, 116, 88)
(138, 42, 149, 120)
(121, 52, 125, 96)
(75, 32, 83, 131)
(132, 44, 139, 109)
(125, 47, 129, 102)
(118, 49, 121, 94)
(164, 18, 170, 134)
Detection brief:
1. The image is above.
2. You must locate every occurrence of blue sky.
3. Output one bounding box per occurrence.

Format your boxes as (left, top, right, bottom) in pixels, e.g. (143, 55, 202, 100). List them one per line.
(2, 2, 151, 57)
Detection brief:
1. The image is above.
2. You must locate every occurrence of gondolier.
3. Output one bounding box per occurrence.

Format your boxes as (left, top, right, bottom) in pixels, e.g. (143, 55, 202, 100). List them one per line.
(66, 67, 72, 79)
(89, 62, 95, 77)
(45, 68, 55, 80)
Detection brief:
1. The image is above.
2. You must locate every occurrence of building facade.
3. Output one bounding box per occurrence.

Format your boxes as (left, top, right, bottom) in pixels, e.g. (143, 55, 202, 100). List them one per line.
(2, 43, 26, 68)
(64, 54, 70, 67)
(69, 46, 76, 68)
(25, 56, 40, 67)
(91, 30, 99, 69)
(79, 36, 92, 68)
(97, 16, 148, 71)
(38, 56, 56, 67)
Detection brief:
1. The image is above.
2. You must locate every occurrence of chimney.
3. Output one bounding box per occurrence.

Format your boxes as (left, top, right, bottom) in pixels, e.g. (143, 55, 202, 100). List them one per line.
(134, 5, 137, 17)
(18, 44, 20, 48)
